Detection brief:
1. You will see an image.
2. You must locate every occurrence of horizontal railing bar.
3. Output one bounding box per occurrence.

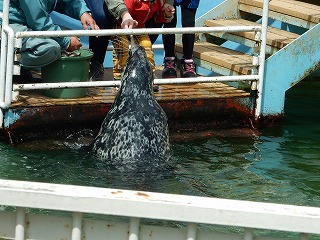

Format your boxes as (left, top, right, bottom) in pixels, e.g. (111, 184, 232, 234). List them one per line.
(13, 75, 259, 91)
(105, 44, 163, 51)
(0, 179, 320, 235)
(15, 26, 262, 39)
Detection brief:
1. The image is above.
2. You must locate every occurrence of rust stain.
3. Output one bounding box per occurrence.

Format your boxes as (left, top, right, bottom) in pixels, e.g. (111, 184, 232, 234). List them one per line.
(3, 82, 257, 144)
(136, 192, 150, 198)
(111, 190, 123, 194)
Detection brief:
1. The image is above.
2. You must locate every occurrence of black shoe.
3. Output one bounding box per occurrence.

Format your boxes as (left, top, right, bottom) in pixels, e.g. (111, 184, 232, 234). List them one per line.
(153, 84, 159, 92)
(162, 57, 177, 78)
(13, 68, 35, 83)
(180, 58, 197, 78)
(89, 61, 104, 81)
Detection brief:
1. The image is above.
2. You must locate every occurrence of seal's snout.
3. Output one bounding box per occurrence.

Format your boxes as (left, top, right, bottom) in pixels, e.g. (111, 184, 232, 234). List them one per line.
(129, 36, 140, 53)
(130, 35, 137, 47)
(128, 36, 147, 59)
(128, 45, 148, 64)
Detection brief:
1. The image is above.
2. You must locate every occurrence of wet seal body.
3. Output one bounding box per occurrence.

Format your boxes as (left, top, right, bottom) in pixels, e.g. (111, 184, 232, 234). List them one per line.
(92, 44, 171, 170)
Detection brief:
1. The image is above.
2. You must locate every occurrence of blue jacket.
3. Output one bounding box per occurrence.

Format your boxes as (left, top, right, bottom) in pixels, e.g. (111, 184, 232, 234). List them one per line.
(174, 0, 200, 9)
(0, 0, 90, 50)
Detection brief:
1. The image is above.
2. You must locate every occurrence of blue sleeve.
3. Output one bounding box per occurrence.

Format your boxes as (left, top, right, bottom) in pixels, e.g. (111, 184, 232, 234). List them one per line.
(54, 0, 90, 19)
(19, 0, 70, 50)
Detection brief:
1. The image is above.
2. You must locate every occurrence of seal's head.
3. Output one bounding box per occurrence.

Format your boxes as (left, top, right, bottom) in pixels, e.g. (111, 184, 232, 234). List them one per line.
(119, 38, 154, 99)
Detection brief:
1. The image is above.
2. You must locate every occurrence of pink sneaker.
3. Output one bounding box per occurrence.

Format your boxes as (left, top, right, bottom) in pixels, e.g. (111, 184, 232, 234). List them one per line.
(180, 58, 196, 78)
(162, 57, 177, 78)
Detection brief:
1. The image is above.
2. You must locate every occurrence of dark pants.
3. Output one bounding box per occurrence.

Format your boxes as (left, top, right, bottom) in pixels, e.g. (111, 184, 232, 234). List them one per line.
(84, 0, 114, 64)
(145, 6, 197, 60)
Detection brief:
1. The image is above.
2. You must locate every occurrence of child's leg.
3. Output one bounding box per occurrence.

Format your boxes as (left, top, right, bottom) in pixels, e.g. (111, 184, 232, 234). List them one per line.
(178, 7, 198, 78)
(137, 35, 160, 91)
(181, 7, 197, 59)
(112, 48, 121, 80)
(144, 17, 164, 45)
(111, 34, 130, 80)
(138, 35, 155, 73)
(161, 8, 178, 78)
(162, 7, 177, 58)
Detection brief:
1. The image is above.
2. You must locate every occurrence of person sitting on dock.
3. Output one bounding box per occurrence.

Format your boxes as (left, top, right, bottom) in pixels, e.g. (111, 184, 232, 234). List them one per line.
(0, 0, 100, 82)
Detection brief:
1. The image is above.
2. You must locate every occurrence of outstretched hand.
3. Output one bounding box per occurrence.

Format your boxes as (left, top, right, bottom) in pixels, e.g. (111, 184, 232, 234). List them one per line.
(70, 12, 98, 51)
(67, 37, 82, 52)
(121, 12, 138, 29)
(80, 12, 100, 30)
(163, 3, 175, 22)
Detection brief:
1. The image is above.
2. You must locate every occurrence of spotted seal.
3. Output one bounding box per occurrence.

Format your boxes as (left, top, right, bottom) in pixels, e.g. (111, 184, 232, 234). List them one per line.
(92, 41, 171, 170)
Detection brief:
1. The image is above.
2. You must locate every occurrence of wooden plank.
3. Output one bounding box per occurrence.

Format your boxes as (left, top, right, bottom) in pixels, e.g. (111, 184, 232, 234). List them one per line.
(176, 42, 254, 75)
(204, 19, 299, 49)
(239, 4, 317, 28)
(239, 0, 320, 23)
(11, 81, 248, 108)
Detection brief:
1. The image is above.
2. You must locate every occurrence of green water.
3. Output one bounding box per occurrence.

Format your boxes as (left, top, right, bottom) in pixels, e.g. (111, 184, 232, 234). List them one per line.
(0, 80, 320, 209)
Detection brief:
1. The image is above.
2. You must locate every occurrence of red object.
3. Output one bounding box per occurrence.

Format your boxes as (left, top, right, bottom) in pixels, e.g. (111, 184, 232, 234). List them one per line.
(124, 0, 168, 27)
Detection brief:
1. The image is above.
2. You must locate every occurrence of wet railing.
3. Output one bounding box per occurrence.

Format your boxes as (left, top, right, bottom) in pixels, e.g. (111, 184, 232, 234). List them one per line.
(0, 179, 320, 240)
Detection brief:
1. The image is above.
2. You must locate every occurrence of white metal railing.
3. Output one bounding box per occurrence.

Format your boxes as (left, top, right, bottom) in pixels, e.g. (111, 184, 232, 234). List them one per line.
(12, 75, 259, 91)
(11, 26, 262, 92)
(0, 179, 320, 240)
(0, 0, 270, 117)
(255, 0, 270, 119)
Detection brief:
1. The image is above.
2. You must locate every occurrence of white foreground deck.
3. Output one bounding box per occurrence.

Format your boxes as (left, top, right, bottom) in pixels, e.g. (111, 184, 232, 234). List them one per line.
(0, 179, 319, 240)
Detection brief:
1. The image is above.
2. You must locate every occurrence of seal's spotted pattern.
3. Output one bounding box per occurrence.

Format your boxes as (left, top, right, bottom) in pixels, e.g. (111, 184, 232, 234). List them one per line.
(92, 44, 171, 170)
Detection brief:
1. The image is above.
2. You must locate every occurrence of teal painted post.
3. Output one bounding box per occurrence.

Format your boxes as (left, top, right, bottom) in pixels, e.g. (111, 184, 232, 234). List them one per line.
(259, 23, 320, 116)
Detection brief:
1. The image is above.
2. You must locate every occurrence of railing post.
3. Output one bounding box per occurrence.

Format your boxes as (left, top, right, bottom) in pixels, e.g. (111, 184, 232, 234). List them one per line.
(15, 207, 26, 240)
(0, 25, 15, 110)
(187, 223, 197, 240)
(72, 212, 82, 240)
(300, 233, 309, 240)
(244, 228, 254, 240)
(0, 0, 11, 104)
(255, 0, 270, 120)
(129, 217, 140, 240)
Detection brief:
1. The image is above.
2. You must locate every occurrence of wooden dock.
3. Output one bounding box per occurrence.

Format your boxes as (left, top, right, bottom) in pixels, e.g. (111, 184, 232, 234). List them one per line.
(3, 68, 254, 145)
(5, 0, 320, 144)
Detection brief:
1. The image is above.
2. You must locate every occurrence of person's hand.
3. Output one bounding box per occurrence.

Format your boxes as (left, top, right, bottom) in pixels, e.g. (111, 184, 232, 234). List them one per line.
(163, 3, 175, 22)
(67, 36, 82, 52)
(80, 12, 100, 30)
(121, 12, 138, 29)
